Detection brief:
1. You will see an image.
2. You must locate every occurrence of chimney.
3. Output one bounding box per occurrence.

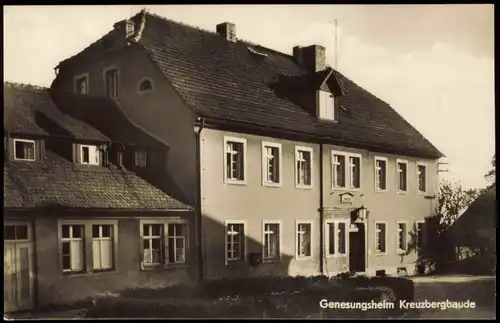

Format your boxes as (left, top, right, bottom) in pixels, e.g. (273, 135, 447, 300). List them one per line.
(293, 45, 326, 72)
(113, 19, 136, 38)
(216, 22, 236, 42)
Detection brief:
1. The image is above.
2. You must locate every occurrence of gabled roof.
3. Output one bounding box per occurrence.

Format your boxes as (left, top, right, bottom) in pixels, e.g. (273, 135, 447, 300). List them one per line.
(57, 10, 443, 159)
(4, 82, 108, 142)
(3, 82, 192, 211)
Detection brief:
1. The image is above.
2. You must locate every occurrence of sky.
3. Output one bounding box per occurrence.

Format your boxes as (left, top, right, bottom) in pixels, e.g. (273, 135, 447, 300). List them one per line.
(3, 5, 495, 190)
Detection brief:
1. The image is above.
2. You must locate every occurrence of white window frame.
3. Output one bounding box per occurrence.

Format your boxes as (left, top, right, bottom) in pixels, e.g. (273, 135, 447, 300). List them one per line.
(396, 159, 409, 194)
(317, 90, 336, 121)
(13, 139, 36, 161)
(103, 65, 119, 99)
(331, 150, 362, 191)
(137, 77, 155, 95)
(58, 219, 118, 275)
(139, 219, 189, 269)
(325, 220, 349, 258)
(374, 221, 387, 255)
(295, 220, 313, 260)
(223, 136, 247, 185)
(135, 149, 147, 167)
(79, 144, 100, 165)
(416, 162, 428, 195)
(261, 141, 283, 187)
(225, 220, 246, 265)
(396, 221, 408, 255)
(74, 72, 89, 95)
(261, 220, 282, 263)
(91, 224, 115, 271)
(295, 146, 314, 189)
(374, 156, 388, 192)
(416, 220, 425, 251)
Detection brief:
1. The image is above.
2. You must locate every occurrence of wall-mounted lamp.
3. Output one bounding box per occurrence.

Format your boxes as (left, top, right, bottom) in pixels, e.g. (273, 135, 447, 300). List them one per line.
(351, 205, 368, 222)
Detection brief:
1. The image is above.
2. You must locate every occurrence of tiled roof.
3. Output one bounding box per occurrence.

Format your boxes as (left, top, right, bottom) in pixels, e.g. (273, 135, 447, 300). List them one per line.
(3, 83, 192, 211)
(4, 151, 192, 210)
(130, 11, 443, 159)
(3, 82, 109, 142)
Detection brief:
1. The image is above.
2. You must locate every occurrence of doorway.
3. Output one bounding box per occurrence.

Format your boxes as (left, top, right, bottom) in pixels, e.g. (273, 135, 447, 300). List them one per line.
(349, 222, 366, 273)
(4, 222, 34, 312)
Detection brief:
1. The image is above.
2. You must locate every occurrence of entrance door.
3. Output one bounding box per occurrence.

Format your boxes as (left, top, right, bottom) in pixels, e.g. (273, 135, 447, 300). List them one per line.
(349, 222, 366, 273)
(4, 223, 34, 312)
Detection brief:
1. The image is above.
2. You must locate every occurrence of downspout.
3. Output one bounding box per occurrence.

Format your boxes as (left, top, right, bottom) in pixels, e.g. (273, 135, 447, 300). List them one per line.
(319, 142, 325, 275)
(195, 117, 205, 282)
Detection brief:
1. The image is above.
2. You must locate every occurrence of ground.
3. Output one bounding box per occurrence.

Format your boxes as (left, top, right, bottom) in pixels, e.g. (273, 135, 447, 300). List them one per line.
(405, 275, 496, 319)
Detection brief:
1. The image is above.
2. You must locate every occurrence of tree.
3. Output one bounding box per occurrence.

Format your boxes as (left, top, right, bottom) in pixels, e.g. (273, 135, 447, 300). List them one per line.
(484, 154, 495, 190)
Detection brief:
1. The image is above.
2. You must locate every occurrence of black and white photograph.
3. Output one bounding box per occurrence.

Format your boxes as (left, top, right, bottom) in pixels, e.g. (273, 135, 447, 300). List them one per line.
(3, 4, 495, 319)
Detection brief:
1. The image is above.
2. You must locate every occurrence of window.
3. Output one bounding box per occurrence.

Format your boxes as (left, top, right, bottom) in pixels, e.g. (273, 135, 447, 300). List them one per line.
(296, 221, 312, 259)
(262, 221, 281, 262)
(417, 163, 427, 193)
(224, 137, 246, 184)
(397, 159, 408, 192)
(326, 221, 347, 256)
(331, 151, 362, 189)
(135, 150, 147, 167)
(225, 221, 245, 264)
(79, 145, 100, 165)
(397, 222, 408, 254)
(92, 225, 114, 270)
(375, 222, 387, 254)
(141, 221, 188, 267)
(13, 139, 35, 161)
(4, 224, 29, 241)
(375, 156, 388, 191)
(74, 73, 89, 95)
(262, 142, 282, 186)
(61, 225, 85, 273)
(318, 90, 336, 121)
(138, 78, 154, 94)
(296, 146, 313, 188)
(416, 221, 425, 251)
(104, 67, 119, 98)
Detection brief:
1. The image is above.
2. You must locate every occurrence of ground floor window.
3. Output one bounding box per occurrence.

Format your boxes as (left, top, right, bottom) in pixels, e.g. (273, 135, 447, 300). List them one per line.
(226, 221, 245, 264)
(141, 220, 188, 267)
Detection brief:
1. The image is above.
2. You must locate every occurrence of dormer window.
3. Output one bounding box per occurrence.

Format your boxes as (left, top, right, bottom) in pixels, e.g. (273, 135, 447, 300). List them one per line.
(317, 90, 336, 121)
(135, 149, 147, 167)
(79, 144, 100, 165)
(14, 139, 35, 161)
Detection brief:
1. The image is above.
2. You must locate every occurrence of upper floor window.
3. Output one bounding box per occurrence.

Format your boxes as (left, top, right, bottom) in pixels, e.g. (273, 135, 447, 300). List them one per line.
(74, 73, 89, 95)
(332, 151, 361, 190)
(262, 142, 282, 187)
(104, 67, 119, 99)
(295, 146, 313, 188)
(79, 144, 100, 165)
(135, 149, 147, 167)
(318, 90, 336, 121)
(13, 139, 35, 161)
(397, 159, 408, 192)
(137, 78, 154, 95)
(417, 163, 427, 193)
(375, 156, 388, 191)
(224, 137, 246, 184)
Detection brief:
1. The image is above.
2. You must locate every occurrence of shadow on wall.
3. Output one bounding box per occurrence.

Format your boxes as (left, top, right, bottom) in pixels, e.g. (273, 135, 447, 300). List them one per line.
(35, 111, 76, 162)
(202, 214, 294, 280)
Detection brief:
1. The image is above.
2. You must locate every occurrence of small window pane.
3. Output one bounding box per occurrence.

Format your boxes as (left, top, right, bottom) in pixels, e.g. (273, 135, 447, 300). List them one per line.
(4, 225, 16, 240)
(62, 225, 70, 239)
(72, 225, 83, 238)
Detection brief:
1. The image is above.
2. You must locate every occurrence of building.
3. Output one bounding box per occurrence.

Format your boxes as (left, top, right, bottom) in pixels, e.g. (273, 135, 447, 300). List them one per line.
(50, 10, 443, 280)
(446, 185, 496, 274)
(3, 82, 196, 312)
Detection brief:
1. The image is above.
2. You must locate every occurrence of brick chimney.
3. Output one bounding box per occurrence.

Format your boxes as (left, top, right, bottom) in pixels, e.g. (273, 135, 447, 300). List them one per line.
(293, 45, 326, 72)
(216, 22, 236, 42)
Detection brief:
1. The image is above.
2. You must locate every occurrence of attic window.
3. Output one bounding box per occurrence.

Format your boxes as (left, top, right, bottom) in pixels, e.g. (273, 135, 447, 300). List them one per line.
(135, 149, 147, 167)
(317, 90, 336, 121)
(247, 46, 268, 58)
(137, 78, 154, 95)
(79, 145, 100, 165)
(14, 139, 36, 161)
